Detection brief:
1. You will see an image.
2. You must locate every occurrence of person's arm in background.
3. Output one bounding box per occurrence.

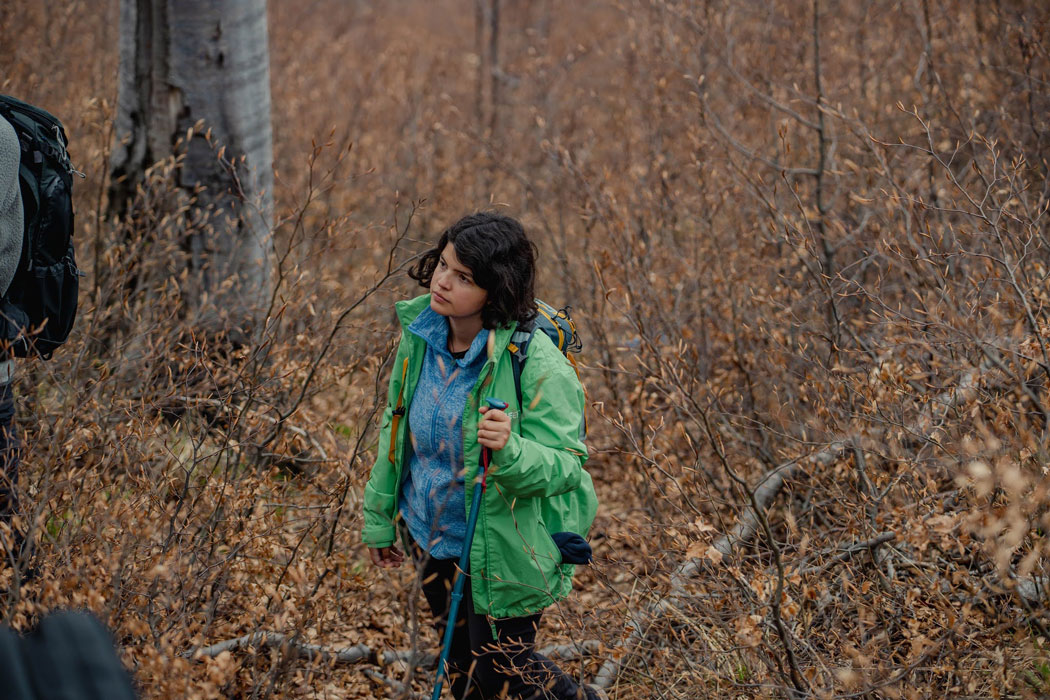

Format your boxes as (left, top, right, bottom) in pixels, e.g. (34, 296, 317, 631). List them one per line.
(0, 116, 22, 527)
(0, 115, 23, 297)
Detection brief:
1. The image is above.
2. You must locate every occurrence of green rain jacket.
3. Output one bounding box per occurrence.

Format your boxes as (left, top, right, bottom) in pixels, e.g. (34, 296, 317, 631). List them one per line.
(362, 294, 598, 619)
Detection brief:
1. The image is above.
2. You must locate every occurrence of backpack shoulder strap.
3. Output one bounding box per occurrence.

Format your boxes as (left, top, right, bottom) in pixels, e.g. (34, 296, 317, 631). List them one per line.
(508, 327, 534, 414)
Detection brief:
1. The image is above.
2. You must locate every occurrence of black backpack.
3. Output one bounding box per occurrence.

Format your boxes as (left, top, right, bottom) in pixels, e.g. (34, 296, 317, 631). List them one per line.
(0, 95, 81, 359)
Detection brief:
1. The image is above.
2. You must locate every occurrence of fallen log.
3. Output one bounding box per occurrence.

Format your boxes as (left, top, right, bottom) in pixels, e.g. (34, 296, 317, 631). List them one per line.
(186, 632, 601, 669)
(592, 448, 838, 690)
(186, 631, 370, 664)
(592, 368, 980, 690)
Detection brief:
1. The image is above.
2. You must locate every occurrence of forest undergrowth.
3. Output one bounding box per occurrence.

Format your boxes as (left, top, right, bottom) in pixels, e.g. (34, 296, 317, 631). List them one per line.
(1, 0, 1049, 698)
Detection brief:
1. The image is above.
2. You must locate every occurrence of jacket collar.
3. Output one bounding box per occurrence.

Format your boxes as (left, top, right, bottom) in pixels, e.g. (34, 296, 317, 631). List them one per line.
(407, 304, 491, 365)
(395, 294, 518, 364)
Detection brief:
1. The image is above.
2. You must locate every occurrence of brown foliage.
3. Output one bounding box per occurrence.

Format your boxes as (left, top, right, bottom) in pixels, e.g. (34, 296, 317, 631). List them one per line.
(2, 0, 1050, 697)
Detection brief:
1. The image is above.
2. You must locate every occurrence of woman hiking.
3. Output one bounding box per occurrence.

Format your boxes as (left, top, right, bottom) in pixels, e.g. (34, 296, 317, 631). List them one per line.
(362, 212, 604, 699)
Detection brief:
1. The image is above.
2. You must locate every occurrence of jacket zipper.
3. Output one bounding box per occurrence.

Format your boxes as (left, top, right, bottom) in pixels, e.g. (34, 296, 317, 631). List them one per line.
(470, 359, 495, 622)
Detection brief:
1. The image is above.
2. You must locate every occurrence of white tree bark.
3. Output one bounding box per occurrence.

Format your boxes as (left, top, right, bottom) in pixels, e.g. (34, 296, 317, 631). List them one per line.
(110, 0, 274, 339)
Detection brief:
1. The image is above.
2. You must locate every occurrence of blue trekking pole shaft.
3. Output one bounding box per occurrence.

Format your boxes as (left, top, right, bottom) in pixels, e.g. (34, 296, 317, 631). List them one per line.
(432, 397, 507, 700)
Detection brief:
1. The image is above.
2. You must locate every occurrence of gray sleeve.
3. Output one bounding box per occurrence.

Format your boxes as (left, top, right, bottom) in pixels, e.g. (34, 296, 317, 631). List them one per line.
(0, 116, 24, 297)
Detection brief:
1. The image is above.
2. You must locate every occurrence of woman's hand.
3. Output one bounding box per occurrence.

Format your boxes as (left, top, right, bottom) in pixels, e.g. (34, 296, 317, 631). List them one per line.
(478, 405, 512, 451)
(368, 545, 404, 568)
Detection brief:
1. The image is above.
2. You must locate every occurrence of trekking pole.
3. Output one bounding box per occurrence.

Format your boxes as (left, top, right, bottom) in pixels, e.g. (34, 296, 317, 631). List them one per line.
(431, 397, 508, 700)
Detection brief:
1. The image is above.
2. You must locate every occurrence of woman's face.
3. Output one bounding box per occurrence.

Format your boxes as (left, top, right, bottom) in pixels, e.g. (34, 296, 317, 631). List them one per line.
(430, 243, 488, 324)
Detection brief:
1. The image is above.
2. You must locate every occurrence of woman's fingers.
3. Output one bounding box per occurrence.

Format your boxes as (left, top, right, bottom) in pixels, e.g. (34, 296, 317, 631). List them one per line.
(480, 407, 511, 423)
(368, 546, 403, 568)
(478, 410, 511, 431)
(477, 408, 511, 450)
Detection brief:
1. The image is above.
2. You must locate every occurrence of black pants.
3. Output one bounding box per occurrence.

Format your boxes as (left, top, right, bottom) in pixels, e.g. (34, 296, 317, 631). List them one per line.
(416, 551, 592, 699)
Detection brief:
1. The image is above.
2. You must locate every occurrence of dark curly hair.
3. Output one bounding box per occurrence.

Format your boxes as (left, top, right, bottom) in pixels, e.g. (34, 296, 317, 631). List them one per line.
(409, 212, 537, 329)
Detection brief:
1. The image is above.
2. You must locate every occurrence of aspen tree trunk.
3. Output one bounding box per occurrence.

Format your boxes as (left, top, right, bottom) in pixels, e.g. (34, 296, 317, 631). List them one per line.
(488, 0, 500, 136)
(109, 0, 274, 341)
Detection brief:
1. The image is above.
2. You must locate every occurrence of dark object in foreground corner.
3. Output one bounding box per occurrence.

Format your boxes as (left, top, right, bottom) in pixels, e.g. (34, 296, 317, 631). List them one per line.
(0, 610, 136, 699)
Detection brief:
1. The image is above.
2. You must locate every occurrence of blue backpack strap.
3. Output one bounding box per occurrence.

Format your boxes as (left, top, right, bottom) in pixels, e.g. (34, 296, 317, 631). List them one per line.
(508, 328, 533, 414)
